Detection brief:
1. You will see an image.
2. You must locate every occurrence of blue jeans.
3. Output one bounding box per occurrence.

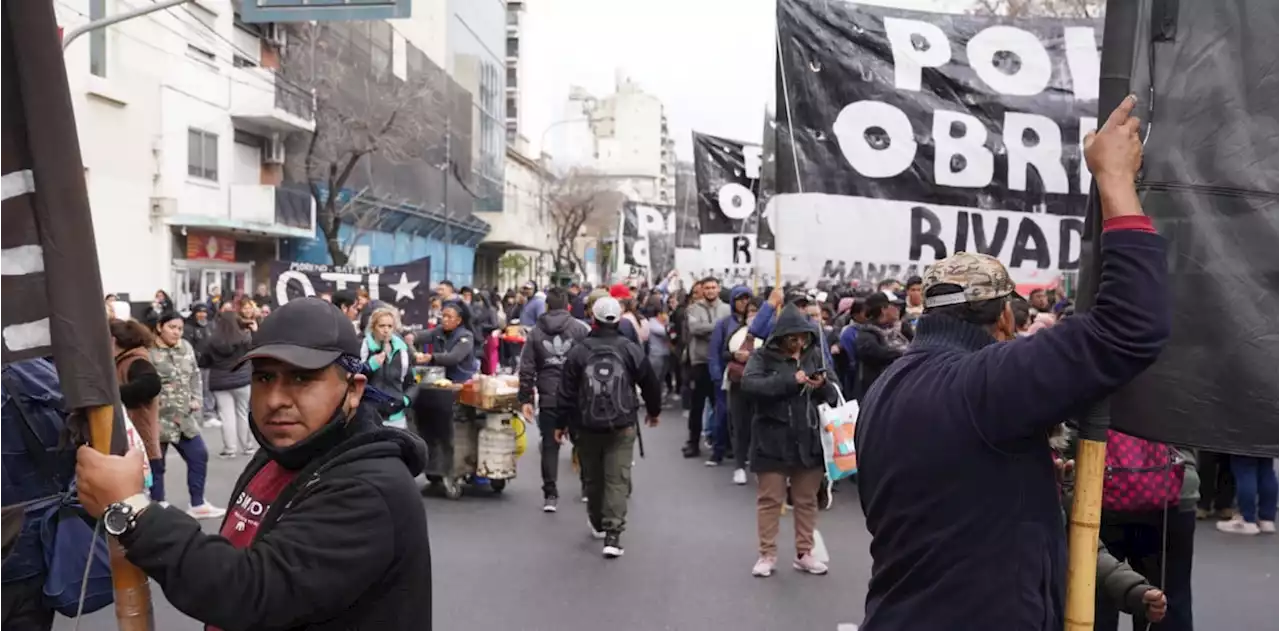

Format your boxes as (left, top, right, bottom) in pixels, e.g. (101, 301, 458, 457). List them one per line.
(1230, 456, 1278, 523)
(149, 434, 209, 506)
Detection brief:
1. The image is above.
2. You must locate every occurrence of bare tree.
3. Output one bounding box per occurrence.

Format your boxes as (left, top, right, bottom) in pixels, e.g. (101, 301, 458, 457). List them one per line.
(972, 0, 1102, 18)
(544, 170, 623, 275)
(279, 22, 451, 266)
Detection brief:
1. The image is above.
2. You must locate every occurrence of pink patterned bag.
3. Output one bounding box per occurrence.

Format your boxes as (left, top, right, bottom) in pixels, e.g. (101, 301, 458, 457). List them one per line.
(1102, 430, 1185, 512)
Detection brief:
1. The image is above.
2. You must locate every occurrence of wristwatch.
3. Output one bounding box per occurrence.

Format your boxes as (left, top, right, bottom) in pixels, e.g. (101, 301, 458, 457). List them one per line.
(102, 493, 153, 536)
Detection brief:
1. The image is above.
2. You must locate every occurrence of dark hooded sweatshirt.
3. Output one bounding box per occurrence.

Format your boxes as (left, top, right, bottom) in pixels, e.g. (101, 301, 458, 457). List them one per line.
(119, 406, 432, 631)
(854, 221, 1170, 631)
(518, 309, 591, 410)
(740, 304, 838, 473)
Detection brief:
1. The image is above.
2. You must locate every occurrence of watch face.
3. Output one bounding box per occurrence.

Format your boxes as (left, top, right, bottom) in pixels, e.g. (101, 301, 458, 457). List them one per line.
(104, 506, 131, 535)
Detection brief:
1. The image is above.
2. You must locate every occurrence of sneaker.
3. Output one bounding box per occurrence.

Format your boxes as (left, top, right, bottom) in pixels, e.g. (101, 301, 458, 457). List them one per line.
(581, 495, 589, 504)
(681, 444, 700, 459)
(187, 503, 226, 521)
(542, 496, 558, 513)
(1216, 517, 1261, 536)
(218, 450, 238, 459)
(203, 418, 222, 429)
(751, 555, 777, 577)
(602, 532, 624, 558)
(1195, 507, 1211, 520)
(158, 501, 171, 509)
(1217, 508, 1238, 520)
(818, 479, 834, 511)
(1260, 520, 1277, 534)
(704, 459, 721, 467)
(588, 520, 606, 540)
(732, 469, 748, 485)
(793, 552, 829, 575)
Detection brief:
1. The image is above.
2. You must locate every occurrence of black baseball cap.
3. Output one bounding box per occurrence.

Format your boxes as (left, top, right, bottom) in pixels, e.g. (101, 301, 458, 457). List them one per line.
(240, 297, 362, 370)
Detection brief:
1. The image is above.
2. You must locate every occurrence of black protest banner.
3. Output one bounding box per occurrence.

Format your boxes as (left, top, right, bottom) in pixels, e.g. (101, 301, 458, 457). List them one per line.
(1091, 2, 1276, 456)
(692, 132, 775, 283)
(775, 0, 1099, 285)
(619, 202, 676, 280)
(2, 1, 122, 425)
(269, 257, 432, 325)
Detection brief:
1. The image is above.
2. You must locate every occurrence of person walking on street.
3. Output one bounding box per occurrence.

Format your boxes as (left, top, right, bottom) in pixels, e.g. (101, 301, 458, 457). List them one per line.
(854, 95, 1171, 630)
(1218, 455, 1278, 535)
(683, 277, 729, 458)
(150, 311, 225, 520)
(184, 304, 219, 428)
(112, 319, 163, 471)
(361, 306, 413, 429)
(555, 297, 662, 558)
(203, 312, 255, 458)
(518, 287, 591, 512)
(707, 286, 755, 469)
(75, 297, 433, 631)
(743, 304, 839, 577)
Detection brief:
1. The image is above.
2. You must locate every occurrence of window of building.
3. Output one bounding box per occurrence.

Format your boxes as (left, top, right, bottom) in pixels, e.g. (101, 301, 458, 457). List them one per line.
(369, 21, 393, 76)
(506, 37, 518, 58)
(187, 129, 219, 181)
(506, 9, 519, 26)
(506, 97, 517, 119)
(89, 0, 106, 77)
(506, 66, 517, 88)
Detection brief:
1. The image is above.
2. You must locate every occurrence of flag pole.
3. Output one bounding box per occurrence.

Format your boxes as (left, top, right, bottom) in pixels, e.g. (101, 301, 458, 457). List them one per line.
(19, 1, 169, 626)
(1064, 0, 1138, 628)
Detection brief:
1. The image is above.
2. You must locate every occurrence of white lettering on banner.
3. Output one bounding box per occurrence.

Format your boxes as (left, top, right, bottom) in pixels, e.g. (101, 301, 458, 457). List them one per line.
(320, 272, 364, 292)
(743, 144, 763, 179)
(1063, 27, 1101, 101)
(967, 26, 1053, 96)
(764, 193, 1082, 285)
(274, 270, 316, 306)
(1078, 116, 1097, 192)
(835, 106, 1092, 194)
(718, 183, 757, 220)
(883, 17, 950, 92)
(932, 111, 993, 188)
(275, 270, 382, 305)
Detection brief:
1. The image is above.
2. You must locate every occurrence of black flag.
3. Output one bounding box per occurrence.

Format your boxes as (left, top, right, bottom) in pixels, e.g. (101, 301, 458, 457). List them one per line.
(2, 1, 121, 421)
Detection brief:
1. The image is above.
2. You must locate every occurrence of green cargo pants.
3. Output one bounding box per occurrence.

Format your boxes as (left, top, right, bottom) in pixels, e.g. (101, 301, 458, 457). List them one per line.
(577, 424, 637, 534)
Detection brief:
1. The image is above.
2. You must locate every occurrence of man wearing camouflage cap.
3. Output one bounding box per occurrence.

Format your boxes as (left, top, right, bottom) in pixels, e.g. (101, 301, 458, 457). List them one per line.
(854, 95, 1171, 630)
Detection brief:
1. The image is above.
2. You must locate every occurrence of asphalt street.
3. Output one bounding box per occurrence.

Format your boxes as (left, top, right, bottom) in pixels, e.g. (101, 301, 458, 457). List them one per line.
(59, 412, 1278, 631)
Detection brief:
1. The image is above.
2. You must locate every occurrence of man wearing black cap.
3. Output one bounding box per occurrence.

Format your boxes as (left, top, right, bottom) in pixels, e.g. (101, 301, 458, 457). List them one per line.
(852, 292, 909, 398)
(74, 297, 433, 631)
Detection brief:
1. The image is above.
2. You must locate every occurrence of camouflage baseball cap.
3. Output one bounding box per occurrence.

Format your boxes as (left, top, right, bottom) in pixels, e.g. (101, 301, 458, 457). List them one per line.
(922, 252, 1016, 309)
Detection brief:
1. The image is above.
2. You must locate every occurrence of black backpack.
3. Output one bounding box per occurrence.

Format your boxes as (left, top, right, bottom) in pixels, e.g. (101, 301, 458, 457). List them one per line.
(577, 339, 636, 429)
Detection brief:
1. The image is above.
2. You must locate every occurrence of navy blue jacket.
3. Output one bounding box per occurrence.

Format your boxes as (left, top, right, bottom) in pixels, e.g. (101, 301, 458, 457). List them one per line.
(855, 224, 1170, 631)
(708, 286, 754, 383)
(423, 325, 478, 383)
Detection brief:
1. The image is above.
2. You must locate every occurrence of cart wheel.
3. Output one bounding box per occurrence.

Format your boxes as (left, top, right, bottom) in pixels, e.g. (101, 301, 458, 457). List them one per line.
(443, 478, 463, 500)
(490, 479, 506, 494)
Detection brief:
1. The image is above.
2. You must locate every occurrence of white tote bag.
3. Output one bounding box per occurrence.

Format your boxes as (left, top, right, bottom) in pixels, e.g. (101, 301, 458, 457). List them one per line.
(817, 387, 859, 481)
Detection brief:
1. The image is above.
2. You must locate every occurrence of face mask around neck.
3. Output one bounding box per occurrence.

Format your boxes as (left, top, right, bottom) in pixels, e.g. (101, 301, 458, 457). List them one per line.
(250, 384, 356, 470)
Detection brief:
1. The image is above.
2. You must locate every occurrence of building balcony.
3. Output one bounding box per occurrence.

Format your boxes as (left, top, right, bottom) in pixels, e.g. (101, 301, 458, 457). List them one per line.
(229, 66, 315, 134)
(157, 184, 315, 239)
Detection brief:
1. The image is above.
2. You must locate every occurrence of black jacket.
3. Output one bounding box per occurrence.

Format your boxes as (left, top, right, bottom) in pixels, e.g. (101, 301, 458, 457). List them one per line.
(518, 310, 590, 409)
(553, 326, 662, 431)
(120, 408, 432, 631)
(203, 333, 252, 391)
(184, 320, 213, 367)
(741, 305, 837, 473)
(853, 322, 904, 398)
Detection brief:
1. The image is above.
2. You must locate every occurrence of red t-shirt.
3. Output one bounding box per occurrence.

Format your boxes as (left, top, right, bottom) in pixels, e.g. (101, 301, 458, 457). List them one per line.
(219, 460, 300, 549)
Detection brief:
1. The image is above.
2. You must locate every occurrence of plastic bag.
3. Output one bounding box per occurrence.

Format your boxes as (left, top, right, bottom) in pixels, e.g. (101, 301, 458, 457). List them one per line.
(817, 388, 859, 481)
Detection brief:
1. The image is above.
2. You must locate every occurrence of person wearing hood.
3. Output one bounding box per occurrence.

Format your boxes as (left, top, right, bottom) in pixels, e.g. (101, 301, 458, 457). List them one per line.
(682, 277, 730, 458)
(518, 288, 591, 512)
(361, 306, 413, 429)
(706, 286, 754, 469)
(742, 304, 838, 578)
(748, 288, 836, 373)
(75, 297, 433, 631)
(184, 303, 219, 427)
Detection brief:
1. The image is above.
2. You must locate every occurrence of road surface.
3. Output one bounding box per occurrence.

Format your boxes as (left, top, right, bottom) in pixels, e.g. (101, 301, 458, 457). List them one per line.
(59, 412, 1279, 630)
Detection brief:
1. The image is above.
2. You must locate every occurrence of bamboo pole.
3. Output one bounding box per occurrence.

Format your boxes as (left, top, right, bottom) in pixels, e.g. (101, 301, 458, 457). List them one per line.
(1064, 438, 1106, 630)
(87, 405, 155, 631)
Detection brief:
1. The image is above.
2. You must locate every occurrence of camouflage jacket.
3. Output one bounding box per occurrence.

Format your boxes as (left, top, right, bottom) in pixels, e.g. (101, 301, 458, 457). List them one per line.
(150, 340, 203, 443)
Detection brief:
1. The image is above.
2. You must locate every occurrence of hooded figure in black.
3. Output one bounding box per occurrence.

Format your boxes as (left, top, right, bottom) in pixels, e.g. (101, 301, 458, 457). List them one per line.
(741, 304, 838, 578)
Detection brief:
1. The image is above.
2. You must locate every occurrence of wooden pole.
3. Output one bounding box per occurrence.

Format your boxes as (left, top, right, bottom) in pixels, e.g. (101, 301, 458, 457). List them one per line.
(1064, 437, 1106, 630)
(87, 404, 155, 631)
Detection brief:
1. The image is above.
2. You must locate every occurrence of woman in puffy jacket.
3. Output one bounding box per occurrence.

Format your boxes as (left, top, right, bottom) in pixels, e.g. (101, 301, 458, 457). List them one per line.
(111, 319, 163, 469)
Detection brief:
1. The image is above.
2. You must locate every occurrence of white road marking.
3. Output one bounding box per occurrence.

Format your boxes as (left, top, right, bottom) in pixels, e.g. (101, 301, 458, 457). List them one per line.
(0, 169, 35, 201)
(812, 529, 830, 564)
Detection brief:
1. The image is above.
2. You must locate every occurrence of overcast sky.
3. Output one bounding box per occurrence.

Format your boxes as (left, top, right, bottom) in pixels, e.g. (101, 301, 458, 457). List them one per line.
(519, 0, 975, 161)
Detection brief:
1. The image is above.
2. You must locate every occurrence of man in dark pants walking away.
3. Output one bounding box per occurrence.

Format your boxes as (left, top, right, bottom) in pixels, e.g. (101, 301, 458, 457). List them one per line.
(555, 297, 662, 558)
(518, 287, 591, 513)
